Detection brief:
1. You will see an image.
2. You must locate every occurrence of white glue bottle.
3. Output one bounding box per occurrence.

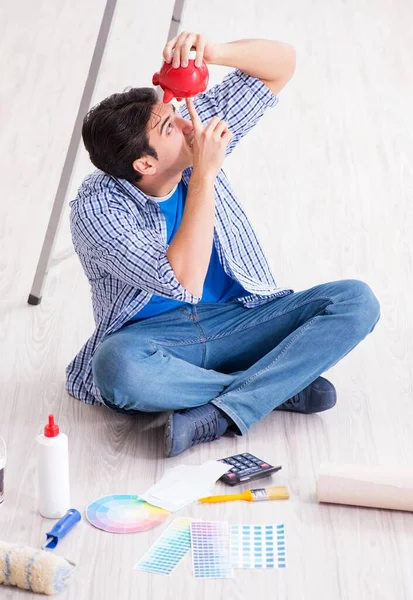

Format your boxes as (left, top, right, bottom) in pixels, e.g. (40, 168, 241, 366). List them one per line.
(36, 414, 70, 518)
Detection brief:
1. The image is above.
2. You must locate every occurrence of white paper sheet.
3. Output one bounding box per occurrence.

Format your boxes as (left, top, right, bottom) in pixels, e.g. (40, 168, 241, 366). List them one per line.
(141, 460, 229, 512)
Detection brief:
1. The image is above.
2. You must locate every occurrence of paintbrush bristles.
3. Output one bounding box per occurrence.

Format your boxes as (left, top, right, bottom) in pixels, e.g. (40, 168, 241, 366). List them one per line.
(266, 486, 290, 500)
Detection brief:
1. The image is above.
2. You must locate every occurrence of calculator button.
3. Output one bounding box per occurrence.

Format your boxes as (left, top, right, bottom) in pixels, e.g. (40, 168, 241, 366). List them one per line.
(260, 463, 271, 468)
(226, 473, 236, 479)
(230, 467, 237, 472)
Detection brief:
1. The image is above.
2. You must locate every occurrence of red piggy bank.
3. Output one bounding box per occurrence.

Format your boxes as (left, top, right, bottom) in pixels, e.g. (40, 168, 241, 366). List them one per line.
(152, 51, 209, 103)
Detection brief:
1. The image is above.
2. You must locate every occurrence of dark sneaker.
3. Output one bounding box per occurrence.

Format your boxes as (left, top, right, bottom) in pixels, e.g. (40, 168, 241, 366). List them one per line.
(164, 404, 229, 458)
(275, 376, 337, 414)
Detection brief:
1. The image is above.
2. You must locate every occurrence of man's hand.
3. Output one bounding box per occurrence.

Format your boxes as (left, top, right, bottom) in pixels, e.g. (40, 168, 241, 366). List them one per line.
(163, 32, 217, 68)
(186, 98, 233, 179)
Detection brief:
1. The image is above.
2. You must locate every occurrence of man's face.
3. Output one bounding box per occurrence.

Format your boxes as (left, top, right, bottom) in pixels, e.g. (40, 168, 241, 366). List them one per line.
(147, 101, 195, 177)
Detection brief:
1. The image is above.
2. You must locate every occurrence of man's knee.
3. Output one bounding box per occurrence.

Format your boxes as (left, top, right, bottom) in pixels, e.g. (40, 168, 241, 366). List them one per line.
(341, 279, 380, 335)
(92, 333, 156, 411)
(93, 335, 131, 388)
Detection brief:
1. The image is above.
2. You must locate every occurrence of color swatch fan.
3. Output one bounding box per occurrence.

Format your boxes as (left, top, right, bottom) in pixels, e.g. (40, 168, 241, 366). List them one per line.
(86, 494, 170, 533)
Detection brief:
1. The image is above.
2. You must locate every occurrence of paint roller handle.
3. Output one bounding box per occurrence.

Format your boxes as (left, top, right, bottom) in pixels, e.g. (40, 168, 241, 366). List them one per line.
(43, 508, 81, 549)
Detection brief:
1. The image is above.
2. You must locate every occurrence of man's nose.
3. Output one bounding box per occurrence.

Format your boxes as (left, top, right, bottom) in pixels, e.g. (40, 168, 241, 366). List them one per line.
(180, 118, 193, 134)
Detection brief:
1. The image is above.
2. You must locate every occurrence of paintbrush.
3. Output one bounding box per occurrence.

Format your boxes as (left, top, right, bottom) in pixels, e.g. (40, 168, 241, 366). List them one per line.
(198, 485, 289, 503)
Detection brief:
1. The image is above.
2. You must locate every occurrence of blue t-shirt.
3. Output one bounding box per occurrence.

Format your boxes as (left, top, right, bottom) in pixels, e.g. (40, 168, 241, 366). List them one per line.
(130, 181, 246, 321)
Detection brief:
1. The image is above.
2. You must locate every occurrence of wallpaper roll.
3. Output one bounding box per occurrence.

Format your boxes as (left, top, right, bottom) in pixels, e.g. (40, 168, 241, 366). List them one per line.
(317, 463, 413, 511)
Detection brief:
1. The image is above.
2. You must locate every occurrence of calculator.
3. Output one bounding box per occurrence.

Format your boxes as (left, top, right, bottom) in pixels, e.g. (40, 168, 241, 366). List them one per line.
(218, 453, 282, 486)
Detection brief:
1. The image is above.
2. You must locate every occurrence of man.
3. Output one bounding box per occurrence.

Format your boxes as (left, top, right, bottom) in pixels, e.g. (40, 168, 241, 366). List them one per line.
(67, 32, 380, 457)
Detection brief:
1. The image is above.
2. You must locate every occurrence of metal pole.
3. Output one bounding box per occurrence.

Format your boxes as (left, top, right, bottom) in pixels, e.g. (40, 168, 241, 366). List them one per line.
(28, 0, 186, 305)
(27, 0, 118, 305)
(167, 0, 186, 40)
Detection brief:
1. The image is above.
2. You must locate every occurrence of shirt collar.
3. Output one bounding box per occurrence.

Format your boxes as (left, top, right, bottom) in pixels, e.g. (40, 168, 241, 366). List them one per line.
(110, 175, 150, 207)
(146, 184, 178, 203)
(110, 168, 192, 207)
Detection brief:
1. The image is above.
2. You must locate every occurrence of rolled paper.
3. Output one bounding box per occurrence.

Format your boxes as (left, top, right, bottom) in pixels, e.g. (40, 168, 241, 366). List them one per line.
(317, 463, 413, 511)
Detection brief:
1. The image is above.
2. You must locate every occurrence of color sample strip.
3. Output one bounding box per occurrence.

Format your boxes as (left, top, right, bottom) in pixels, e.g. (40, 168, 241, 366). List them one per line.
(230, 523, 286, 569)
(191, 520, 233, 579)
(134, 517, 192, 575)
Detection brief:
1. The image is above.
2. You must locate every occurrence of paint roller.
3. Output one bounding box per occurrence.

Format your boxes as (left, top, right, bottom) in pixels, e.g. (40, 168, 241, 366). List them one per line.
(0, 509, 80, 594)
(317, 463, 413, 511)
(0, 542, 75, 595)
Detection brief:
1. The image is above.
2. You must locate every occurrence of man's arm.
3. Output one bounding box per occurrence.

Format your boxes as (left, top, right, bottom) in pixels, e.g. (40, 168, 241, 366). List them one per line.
(163, 33, 294, 295)
(205, 39, 296, 95)
(167, 101, 233, 297)
(164, 34, 296, 95)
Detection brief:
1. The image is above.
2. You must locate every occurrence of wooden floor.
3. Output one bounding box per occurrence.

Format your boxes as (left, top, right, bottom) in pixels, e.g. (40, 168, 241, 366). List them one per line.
(1, 0, 413, 598)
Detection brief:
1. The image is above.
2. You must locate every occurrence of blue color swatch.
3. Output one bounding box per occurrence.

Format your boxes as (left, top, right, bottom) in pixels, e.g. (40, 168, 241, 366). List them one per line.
(134, 517, 192, 575)
(230, 523, 286, 569)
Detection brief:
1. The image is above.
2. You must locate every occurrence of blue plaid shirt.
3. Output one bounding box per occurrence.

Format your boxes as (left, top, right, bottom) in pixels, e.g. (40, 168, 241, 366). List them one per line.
(67, 69, 293, 405)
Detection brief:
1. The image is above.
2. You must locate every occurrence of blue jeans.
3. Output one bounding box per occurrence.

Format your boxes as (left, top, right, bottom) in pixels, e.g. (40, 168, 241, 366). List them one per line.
(92, 279, 380, 434)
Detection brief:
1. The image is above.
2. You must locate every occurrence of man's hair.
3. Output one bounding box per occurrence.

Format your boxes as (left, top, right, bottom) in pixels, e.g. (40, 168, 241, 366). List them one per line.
(82, 87, 159, 183)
